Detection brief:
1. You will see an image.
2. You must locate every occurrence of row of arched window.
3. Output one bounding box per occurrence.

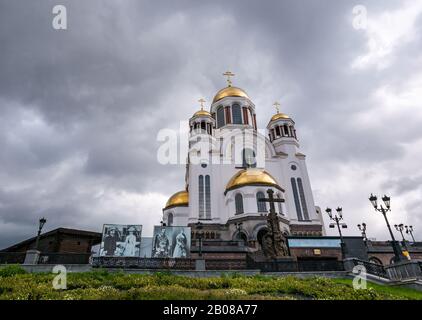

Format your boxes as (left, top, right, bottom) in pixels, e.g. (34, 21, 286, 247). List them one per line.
(199, 175, 211, 219)
(234, 191, 284, 215)
(190, 121, 213, 135)
(216, 104, 256, 129)
(269, 124, 297, 142)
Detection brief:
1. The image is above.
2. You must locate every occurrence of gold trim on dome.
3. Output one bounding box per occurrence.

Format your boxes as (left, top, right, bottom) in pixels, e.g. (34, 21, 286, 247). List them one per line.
(164, 190, 189, 210)
(225, 169, 284, 194)
(212, 86, 250, 104)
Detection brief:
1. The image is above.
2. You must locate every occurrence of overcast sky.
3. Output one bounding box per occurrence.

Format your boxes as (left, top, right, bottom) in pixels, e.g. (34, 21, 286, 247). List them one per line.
(0, 0, 421, 249)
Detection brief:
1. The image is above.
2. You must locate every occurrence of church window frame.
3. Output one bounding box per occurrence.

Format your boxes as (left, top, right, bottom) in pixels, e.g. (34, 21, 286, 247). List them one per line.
(167, 212, 174, 226)
(217, 106, 225, 128)
(235, 193, 244, 215)
(232, 103, 242, 124)
(291, 177, 303, 221)
(256, 191, 267, 212)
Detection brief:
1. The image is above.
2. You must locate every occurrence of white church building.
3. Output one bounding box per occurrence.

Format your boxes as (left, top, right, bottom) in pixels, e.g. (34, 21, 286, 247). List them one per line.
(162, 74, 325, 250)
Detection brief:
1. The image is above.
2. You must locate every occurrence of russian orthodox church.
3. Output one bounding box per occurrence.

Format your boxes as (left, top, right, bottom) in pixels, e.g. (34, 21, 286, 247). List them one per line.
(162, 73, 325, 252)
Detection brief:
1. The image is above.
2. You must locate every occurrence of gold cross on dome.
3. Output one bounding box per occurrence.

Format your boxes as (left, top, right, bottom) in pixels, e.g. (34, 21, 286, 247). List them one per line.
(223, 71, 235, 87)
(273, 101, 281, 114)
(198, 98, 206, 110)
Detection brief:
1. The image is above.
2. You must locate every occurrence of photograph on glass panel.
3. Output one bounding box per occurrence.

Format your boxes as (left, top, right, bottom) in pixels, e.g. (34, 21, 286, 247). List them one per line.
(151, 226, 191, 258)
(99, 224, 142, 257)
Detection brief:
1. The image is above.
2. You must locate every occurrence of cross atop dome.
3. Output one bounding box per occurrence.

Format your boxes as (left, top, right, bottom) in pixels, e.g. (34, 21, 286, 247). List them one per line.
(198, 98, 206, 110)
(223, 71, 235, 87)
(273, 101, 281, 114)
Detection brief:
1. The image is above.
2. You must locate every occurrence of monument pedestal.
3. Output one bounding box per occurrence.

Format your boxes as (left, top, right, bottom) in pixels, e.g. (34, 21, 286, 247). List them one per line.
(195, 259, 206, 271)
(23, 250, 41, 265)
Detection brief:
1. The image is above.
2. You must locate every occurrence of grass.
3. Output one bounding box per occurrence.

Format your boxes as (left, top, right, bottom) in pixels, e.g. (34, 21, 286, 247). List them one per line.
(0, 265, 421, 300)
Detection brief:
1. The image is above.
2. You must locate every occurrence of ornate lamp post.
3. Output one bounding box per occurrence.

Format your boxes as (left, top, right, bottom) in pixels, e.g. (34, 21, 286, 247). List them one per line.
(405, 225, 416, 243)
(394, 224, 409, 249)
(357, 222, 368, 245)
(368, 194, 406, 263)
(326, 207, 347, 259)
(34, 217, 47, 251)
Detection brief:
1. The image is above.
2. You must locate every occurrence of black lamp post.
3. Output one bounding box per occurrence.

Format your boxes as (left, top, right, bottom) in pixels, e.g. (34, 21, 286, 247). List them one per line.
(35, 217, 47, 251)
(368, 194, 406, 263)
(357, 222, 368, 245)
(394, 224, 409, 251)
(195, 221, 204, 258)
(326, 207, 347, 259)
(405, 225, 416, 243)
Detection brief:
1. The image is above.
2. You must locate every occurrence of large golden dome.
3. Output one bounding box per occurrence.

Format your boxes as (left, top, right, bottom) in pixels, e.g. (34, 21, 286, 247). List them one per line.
(270, 112, 290, 121)
(164, 190, 189, 210)
(225, 169, 283, 193)
(192, 109, 211, 117)
(212, 86, 250, 103)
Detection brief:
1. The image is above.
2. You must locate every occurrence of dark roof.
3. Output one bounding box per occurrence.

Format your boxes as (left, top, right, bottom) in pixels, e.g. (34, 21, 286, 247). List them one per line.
(1, 227, 102, 252)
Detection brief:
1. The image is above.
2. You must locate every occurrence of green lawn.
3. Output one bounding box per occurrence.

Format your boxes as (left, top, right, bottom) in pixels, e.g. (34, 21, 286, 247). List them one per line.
(0, 265, 421, 300)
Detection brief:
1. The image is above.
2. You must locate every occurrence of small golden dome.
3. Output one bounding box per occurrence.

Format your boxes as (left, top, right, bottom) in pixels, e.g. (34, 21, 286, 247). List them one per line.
(225, 169, 283, 193)
(213, 86, 250, 103)
(193, 109, 211, 117)
(164, 190, 189, 210)
(270, 112, 290, 121)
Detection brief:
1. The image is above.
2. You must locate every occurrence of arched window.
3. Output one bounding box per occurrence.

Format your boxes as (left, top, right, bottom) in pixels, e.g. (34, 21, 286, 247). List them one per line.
(256, 191, 267, 212)
(297, 178, 309, 220)
(242, 148, 256, 168)
(291, 178, 303, 221)
(369, 257, 383, 266)
(167, 212, 173, 226)
(198, 175, 204, 219)
(232, 103, 242, 124)
(235, 193, 244, 214)
(205, 175, 211, 219)
(217, 106, 225, 128)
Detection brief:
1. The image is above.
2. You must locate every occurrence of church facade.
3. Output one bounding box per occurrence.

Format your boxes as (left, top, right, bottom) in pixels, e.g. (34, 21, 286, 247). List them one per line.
(162, 75, 325, 251)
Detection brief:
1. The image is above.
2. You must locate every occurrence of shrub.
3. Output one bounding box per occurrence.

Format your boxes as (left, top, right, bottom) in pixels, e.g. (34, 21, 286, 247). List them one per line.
(0, 265, 27, 277)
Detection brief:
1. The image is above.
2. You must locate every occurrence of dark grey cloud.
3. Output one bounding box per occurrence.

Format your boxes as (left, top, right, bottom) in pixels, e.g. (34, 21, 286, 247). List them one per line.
(1, 0, 421, 248)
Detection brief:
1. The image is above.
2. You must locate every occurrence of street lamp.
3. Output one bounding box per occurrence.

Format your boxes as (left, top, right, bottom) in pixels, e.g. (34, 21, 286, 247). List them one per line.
(405, 225, 416, 243)
(326, 207, 347, 259)
(368, 194, 406, 263)
(357, 222, 368, 244)
(394, 224, 409, 251)
(195, 221, 204, 258)
(35, 217, 47, 251)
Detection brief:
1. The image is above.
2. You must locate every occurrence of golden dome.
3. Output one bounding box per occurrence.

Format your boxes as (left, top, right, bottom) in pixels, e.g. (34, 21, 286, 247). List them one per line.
(212, 86, 250, 103)
(164, 190, 189, 210)
(193, 109, 211, 117)
(225, 169, 283, 193)
(270, 112, 290, 121)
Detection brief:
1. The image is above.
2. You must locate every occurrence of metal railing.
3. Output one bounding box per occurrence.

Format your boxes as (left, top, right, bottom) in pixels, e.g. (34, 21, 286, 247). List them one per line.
(38, 253, 92, 265)
(349, 258, 388, 278)
(246, 255, 344, 272)
(92, 256, 196, 269)
(0, 252, 26, 264)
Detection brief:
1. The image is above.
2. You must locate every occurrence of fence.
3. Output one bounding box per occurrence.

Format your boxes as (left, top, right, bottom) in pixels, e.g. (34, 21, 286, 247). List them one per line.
(246, 256, 344, 272)
(38, 253, 92, 265)
(0, 252, 26, 264)
(345, 258, 388, 278)
(92, 256, 196, 270)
